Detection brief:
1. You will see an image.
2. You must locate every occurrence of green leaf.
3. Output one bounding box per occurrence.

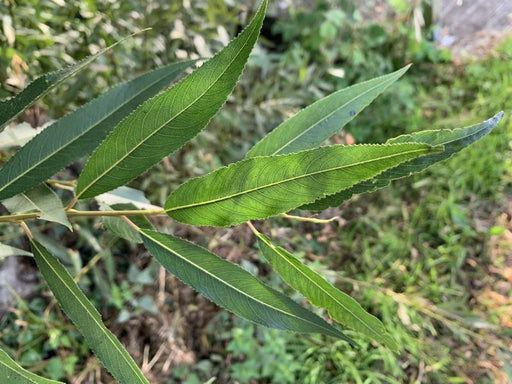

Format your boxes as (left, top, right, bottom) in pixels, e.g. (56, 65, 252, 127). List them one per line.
(141, 229, 353, 343)
(303, 112, 504, 211)
(256, 232, 398, 352)
(0, 61, 194, 201)
(0, 122, 46, 151)
(0, 243, 32, 259)
(246, 65, 410, 157)
(165, 143, 441, 226)
(2, 184, 71, 229)
(76, 0, 268, 200)
(0, 34, 135, 132)
(102, 203, 154, 243)
(30, 240, 149, 384)
(0, 348, 63, 384)
(95, 186, 162, 211)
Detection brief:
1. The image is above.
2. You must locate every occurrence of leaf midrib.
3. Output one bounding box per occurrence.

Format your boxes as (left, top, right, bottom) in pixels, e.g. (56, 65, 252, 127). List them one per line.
(142, 231, 338, 335)
(77, 20, 260, 199)
(309, 124, 492, 208)
(167, 147, 431, 212)
(31, 241, 147, 383)
(0, 358, 38, 384)
(18, 193, 40, 214)
(0, 70, 179, 195)
(388, 123, 489, 147)
(269, 75, 399, 156)
(261, 236, 388, 343)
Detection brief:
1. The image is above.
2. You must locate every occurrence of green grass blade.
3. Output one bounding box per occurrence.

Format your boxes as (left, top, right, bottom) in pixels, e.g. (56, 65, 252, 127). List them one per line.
(303, 112, 504, 211)
(0, 348, 63, 384)
(256, 232, 398, 352)
(246, 65, 410, 158)
(30, 240, 149, 384)
(140, 229, 354, 343)
(0, 33, 137, 132)
(76, 0, 268, 200)
(2, 184, 71, 229)
(0, 61, 194, 201)
(165, 143, 441, 226)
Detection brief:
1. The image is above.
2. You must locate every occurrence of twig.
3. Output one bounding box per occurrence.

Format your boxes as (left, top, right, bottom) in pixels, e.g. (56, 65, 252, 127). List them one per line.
(246, 221, 260, 235)
(0, 208, 166, 223)
(122, 216, 142, 232)
(65, 196, 79, 211)
(19, 221, 33, 239)
(280, 213, 338, 224)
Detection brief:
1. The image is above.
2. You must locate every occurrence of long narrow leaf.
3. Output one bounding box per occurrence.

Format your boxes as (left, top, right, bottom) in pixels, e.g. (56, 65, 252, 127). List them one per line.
(141, 229, 353, 343)
(246, 65, 410, 157)
(30, 240, 149, 384)
(165, 143, 441, 226)
(256, 232, 398, 351)
(0, 243, 32, 259)
(2, 184, 71, 229)
(0, 61, 194, 201)
(0, 33, 138, 132)
(0, 348, 63, 384)
(76, 0, 268, 199)
(303, 112, 504, 211)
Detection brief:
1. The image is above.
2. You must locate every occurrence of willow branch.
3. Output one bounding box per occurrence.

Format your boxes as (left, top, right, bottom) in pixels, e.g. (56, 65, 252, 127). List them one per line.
(0, 208, 166, 223)
(279, 213, 338, 224)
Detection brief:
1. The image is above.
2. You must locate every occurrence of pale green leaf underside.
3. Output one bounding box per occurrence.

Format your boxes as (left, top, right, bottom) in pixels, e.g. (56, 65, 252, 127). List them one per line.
(76, 0, 268, 199)
(165, 143, 441, 226)
(303, 112, 504, 211)
(141, 229, 353, 342)
(2, 184, 71, 229)
(246, 65, 410, 157)
(256, 233, 398, 352)
(96, 186, 162, 211)
(30, 240, 149, 384)
(0, 243, 32, 259)
(0, 122, 45, 151)
(0, 61, 193, 201)
(0, 35, 132, 132)
(0, 348, 63, 384)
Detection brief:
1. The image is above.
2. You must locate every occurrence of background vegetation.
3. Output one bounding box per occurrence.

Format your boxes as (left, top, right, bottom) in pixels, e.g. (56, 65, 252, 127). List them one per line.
(1, 0, 511, 382)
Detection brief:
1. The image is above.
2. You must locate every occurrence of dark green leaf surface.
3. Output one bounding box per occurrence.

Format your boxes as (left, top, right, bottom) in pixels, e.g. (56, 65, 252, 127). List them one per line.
(141, 229, 353, 342)
(303, 112, 504, 211)
(0, 36, 131, 132)
(165, 143, 441, 226)
(0, 61, 193, 201)
(76, 0, 267, 199)
(256, 232, 398, 351)
(30, 240, 149, 384)
(246, 65, 410, 157)
(2, 184, 71, 229)
(0, 348, 63, 384)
